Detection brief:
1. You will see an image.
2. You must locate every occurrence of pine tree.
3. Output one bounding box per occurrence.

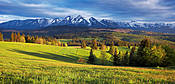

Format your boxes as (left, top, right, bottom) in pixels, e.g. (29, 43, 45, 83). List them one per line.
(118, 51, 123, 65)
(162, 45, 175, 66)
(81, 40, 87, 48)
(63, 43, 68, 47)
(31, 36, 35, 43)
(87, 49, 95, 64)
(123, 51, 129, 66)
(129, 47, 136, 66)
(0, 32, 3, 41)
(26, 35, 31, 43)
(113, 48, 118, 66)
(128, 45, 131, 49)
(136, 38, 151, 66)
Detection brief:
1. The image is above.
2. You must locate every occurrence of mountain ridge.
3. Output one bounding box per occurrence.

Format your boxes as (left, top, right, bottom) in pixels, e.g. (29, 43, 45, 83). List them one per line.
(0, 15, 175, 33)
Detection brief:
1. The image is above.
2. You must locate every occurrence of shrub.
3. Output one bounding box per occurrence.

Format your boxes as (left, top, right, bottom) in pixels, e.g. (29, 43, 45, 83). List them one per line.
(77, 58, 86, 63)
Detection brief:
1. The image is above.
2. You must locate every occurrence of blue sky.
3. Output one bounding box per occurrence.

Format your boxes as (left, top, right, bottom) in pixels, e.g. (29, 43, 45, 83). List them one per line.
(0, 0, 175, 22)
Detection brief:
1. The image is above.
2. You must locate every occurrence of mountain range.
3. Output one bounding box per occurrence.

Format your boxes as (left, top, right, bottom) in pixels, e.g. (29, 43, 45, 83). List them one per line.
(0, 15, 175, 33)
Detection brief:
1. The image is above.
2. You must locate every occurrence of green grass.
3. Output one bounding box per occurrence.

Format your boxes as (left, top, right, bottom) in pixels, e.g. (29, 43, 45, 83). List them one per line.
(0, 41, 175, 84)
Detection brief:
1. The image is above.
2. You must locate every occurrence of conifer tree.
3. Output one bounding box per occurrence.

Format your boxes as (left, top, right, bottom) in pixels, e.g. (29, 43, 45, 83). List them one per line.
(87, 49, 95, 64)
(26, 35, 31, 43)
(129, 47, 136, 66)
(113, 48, 119, 66)
(123, 51, 129, 66)
(162, 45, 175, 66)
(136, 38, 151, 66)
(0, 32, 3, 41)
(31, 36, 35, 43)
(63, 43, 68, 47)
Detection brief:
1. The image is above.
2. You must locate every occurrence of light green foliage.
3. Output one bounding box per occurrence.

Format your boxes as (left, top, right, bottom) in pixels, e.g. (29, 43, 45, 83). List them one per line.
(63, 43, 68, 47)
(109, 46, 115, 56)
(100, 51, 107, 65)
(149, 46, 166, 66)
(19, 36, 26, 43)
(137, 39, 167, 67)
(0, 42, 175, 83)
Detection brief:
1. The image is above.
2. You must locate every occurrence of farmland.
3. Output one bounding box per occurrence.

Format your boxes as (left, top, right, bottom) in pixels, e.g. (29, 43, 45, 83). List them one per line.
(0, 42, 175, 83)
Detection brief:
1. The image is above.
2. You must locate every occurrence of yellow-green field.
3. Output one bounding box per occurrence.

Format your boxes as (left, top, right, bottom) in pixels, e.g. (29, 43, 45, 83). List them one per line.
(0, 42, 175, 84)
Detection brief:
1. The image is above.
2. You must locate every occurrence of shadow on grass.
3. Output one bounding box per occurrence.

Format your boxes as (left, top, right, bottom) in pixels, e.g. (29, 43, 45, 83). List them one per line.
(8, 49, 80, 63)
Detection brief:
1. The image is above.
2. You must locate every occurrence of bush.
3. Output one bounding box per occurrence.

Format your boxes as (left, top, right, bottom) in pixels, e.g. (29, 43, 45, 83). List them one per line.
(77, 58, 86, 63)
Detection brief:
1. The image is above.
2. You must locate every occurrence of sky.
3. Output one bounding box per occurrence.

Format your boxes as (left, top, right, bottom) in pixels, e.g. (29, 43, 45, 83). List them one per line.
(0, 0, 175, 23)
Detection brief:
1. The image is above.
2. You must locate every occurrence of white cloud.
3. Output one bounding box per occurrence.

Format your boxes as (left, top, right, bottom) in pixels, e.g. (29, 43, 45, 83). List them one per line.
(0, 0, 11, 3)
(0, 15, 40, 23)
(19, 3, 50, 8)
(131, 0, 171, 10)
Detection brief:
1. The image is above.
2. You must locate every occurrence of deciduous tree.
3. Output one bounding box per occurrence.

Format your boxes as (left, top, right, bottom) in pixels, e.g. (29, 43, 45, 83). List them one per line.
(0, 32, 3, 41)
(17, 32, 21, 42)
(81, 40, 86, 48)
(91, 39, 98, 50)
(109, 42, 115, 55)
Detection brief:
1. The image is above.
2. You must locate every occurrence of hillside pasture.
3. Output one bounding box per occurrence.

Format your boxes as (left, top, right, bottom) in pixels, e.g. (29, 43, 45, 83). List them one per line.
(0, 42, 175, 84)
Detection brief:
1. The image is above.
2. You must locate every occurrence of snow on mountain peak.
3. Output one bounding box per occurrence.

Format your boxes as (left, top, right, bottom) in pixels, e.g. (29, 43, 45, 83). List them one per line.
(0, 15, 175, 32)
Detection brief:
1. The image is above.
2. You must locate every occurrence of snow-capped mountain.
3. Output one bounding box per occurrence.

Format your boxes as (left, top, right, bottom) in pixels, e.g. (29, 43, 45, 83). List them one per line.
(0, 18, 54, 30)
(72, 15, 89, 26)
(0, 15, 175, 33)
(89, 17, 105, 27)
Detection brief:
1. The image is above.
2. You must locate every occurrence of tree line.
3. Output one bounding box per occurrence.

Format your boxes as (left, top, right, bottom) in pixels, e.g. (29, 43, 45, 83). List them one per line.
(86, 39, 175, 67)
(0, 32, 68, 47)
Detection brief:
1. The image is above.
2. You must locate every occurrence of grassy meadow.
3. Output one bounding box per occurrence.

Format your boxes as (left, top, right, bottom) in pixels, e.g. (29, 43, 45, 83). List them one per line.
(0, 41, 175, 84)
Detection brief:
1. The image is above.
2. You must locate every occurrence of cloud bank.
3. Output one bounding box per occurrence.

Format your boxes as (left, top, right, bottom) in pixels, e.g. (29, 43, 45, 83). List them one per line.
(0, 0, 175, 22)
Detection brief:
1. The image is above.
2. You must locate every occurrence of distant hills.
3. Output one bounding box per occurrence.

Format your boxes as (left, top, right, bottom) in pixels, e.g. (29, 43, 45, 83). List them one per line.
(0, 15, 175, 33)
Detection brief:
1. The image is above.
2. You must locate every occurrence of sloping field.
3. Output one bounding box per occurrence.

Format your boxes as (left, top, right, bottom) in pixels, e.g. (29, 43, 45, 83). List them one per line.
(0, 42, 175, 84)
